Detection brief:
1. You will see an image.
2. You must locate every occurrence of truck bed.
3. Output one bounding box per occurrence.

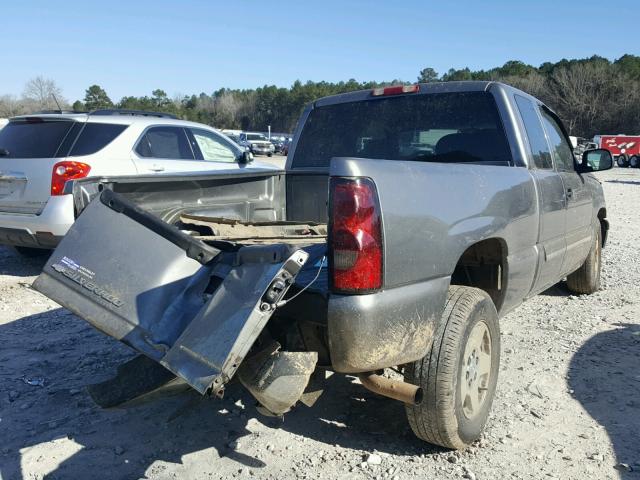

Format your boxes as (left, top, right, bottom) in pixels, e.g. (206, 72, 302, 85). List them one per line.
(178, 213, 327, 245)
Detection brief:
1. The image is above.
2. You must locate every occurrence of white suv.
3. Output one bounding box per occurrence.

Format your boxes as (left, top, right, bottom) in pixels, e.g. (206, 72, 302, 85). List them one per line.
(239, 132, 276, 156)
(0, 110, 273, 254)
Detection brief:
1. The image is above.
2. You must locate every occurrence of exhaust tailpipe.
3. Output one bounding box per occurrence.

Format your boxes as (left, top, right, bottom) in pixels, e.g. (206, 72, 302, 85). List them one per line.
(357, 371, 422, 405)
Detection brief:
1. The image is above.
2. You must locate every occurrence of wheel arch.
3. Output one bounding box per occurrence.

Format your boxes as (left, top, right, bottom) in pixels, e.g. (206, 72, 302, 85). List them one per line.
(450, 237, 508, 313)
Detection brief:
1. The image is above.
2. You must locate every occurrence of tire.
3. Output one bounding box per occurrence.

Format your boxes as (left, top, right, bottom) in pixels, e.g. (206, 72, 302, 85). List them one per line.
(13, 246, 49, 257)
(267, 153, 273, 157)
(629, 155, 640, 168)
(566, 225, 601, 294)
(616, 155, 629, 167)
(405, 286, 500, 449)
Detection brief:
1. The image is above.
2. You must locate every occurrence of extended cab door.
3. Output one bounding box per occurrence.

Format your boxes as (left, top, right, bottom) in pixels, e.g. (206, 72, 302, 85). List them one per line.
(513, 95, 567, 293)
(539, 109, 593, 277)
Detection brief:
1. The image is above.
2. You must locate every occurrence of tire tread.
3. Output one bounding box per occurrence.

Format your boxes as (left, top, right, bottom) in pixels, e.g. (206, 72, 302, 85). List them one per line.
(405, 285, 497, 449)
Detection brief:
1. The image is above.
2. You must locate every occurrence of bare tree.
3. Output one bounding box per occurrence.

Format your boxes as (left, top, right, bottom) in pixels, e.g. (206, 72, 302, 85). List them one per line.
(499, 71, 548, 102)
(22, 76, 67, 111)
(216, 91, 241, 122)
(0, 95, 26, 117)
(547, 63, 640, 135)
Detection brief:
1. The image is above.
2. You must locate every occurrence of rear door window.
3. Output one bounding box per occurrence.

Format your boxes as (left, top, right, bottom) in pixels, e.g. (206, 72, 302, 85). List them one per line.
(135, 126, 194, 160)
(69, 123, 128, 157)
(514, 95, 553, 169)
(0, 119, 75, 158)
(292, 91, 512, 168)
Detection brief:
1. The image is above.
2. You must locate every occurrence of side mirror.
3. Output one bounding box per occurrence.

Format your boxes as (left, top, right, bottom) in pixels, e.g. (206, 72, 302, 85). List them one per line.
(578, 148, 613, 173)
(239, 150, 253, 164)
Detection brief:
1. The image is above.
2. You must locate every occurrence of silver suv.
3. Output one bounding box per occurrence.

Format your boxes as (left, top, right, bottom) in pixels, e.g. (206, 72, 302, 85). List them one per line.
(239, 132, 276, 156)
(0, 110, 273, 254)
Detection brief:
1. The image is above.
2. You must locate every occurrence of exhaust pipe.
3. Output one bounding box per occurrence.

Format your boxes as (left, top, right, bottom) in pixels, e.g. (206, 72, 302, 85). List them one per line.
(357, 371, 422, 405)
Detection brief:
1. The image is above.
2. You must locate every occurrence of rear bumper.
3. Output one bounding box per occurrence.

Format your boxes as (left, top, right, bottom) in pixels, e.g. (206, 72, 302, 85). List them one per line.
(0, 195, 74, 248)
(327, 276, 450, 373)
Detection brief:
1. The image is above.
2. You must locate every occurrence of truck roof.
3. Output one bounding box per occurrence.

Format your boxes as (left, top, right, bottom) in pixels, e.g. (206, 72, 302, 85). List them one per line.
(313, 81, 497, 107)
(311, 80, 545, 110)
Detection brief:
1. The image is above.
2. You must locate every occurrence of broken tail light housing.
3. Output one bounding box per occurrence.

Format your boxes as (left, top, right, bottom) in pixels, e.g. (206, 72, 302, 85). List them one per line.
(51, 161, 91, 196)
(329, 177, 383, 293)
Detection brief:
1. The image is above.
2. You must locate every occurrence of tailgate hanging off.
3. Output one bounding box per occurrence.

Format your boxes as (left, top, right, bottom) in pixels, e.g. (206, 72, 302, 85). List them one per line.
(33, 189, 311, 396)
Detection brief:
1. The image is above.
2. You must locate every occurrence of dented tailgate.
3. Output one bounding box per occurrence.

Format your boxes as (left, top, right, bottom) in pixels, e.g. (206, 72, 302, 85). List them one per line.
(33, 189, 311, 396)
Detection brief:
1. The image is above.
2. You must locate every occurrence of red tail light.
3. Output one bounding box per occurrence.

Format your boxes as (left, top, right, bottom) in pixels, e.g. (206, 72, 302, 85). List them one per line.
(51, 161, 91, 196)
(329, 177, 383, 293)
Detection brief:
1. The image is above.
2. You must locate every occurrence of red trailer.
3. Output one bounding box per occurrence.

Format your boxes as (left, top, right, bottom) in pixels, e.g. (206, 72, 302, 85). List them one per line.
(597, 135, 640, 168)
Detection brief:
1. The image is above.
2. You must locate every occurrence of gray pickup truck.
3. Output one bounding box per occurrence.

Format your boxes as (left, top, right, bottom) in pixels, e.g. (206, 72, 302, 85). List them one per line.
(33, 81, 613, 450)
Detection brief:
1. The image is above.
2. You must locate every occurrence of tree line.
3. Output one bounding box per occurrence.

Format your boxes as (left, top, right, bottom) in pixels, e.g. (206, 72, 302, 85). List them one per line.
(1, 54, 639, 138)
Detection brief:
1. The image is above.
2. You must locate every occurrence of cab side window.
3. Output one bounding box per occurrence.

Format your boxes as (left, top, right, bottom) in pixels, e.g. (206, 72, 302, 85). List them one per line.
(514, 95, 553, 169)
(135, 126, 193, 159)
(540, 110, 575, 171)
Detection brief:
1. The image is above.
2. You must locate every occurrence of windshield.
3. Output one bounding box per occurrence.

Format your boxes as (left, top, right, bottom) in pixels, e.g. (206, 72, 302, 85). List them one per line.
(247, 133, 268, 141)
(292, 91, 511, 168)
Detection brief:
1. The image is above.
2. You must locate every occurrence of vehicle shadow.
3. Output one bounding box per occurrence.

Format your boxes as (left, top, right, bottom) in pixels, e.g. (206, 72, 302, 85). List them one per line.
(605, 179, 640, 186)
(568, 323, 640, 476)
(0, 246, 48, 277)
(538, 282, 572, 297)
(0, 309, 437, 480)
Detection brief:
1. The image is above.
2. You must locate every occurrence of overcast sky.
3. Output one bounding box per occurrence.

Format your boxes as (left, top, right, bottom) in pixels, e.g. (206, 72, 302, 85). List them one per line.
(1, 0, 637, 102)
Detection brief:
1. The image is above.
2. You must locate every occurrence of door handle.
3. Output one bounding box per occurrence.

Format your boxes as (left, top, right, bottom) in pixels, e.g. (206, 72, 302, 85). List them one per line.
(149, 165, 165, 172)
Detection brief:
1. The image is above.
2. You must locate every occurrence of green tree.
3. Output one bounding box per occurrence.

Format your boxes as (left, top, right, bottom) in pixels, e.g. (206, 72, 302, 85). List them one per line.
(95, 53, 640, 137)
(72, 100, 85, 112)
(83, 84, 113, 110)
(418, 67, 439, 83)
(615, 54, 640, 79)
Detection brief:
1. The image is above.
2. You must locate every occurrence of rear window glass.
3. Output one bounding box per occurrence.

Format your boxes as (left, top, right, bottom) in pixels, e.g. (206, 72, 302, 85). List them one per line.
(69, 123, 128, 157)
(0, 120, 74, 158)
(292, 92, 512, 168)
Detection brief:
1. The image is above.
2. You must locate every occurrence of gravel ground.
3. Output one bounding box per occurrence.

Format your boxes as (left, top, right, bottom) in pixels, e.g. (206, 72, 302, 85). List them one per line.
(0, 167, 639, 480)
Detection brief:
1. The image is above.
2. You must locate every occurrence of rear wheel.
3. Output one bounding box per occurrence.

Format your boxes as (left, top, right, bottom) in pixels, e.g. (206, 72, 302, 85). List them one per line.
(566, 225, 601, 294)
(405, 286, 500, 449)
(617, 155, 629, 167)
(629, 155, 640, 168)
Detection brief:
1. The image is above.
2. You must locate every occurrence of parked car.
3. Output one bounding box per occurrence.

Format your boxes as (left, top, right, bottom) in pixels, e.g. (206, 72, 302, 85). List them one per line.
(34, 82, 612, 450)
(0, 109, 272, 254)
(270, 137, 285, 153)
(222, 132, 241, 145)
(239, 132, 275, 156)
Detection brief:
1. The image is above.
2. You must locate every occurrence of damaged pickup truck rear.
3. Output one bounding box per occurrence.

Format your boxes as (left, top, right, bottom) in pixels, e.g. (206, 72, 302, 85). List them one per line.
(33, 81, 613, 449)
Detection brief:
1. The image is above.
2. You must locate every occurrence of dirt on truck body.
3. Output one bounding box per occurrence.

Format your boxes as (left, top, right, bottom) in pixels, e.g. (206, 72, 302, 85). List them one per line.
(34, 81, 613, 450)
